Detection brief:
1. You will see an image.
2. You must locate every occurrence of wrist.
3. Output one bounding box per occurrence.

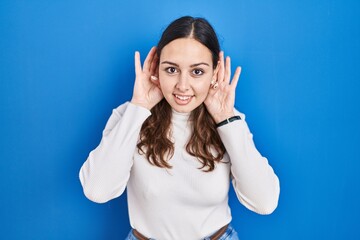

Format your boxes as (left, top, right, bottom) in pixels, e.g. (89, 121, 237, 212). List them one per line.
(216, 115, 241, 128)
(212, 111, 236, 124)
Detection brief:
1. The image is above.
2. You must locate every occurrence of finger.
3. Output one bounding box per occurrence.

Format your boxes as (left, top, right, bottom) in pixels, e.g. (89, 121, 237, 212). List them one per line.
(217, 51, 225, 82)
(224, 56, 231, 84)
(143, 47, 157, 73)
(230, 66, 242, 90)
(134, 51, 142, 74)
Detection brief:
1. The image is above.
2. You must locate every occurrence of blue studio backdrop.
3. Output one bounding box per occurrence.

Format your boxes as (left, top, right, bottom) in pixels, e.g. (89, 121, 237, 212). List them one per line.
(1, 0, 359, 239)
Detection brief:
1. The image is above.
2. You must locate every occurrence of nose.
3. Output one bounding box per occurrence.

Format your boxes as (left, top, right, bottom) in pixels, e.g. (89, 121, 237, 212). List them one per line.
(176, 73, 190, 92)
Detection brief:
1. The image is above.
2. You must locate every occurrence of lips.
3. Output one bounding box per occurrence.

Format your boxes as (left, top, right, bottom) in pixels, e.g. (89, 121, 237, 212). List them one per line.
(173, 94, 193, 105)
(175, 94, 191, 100)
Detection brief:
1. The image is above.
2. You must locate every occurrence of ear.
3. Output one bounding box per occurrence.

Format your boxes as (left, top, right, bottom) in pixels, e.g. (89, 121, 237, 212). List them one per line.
(150, 56, 161, 87)
(213, 60, 220, 79)
(156, 66, 162, 89)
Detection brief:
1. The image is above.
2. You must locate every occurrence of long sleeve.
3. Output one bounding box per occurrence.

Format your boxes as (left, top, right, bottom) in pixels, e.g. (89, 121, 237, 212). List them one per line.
(217, 111, 280, 215)
(79, 102, 151, 203)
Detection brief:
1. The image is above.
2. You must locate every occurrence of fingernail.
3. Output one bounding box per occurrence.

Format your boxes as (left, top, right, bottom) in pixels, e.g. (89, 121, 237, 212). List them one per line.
(151, 76, 158, 80)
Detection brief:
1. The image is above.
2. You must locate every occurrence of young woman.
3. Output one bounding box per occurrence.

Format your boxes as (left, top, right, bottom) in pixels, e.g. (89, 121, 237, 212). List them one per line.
(79, 16, 280, 240)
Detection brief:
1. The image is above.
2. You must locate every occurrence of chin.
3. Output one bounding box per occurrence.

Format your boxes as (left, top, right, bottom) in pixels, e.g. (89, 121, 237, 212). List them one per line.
(170, 102, 203, 114)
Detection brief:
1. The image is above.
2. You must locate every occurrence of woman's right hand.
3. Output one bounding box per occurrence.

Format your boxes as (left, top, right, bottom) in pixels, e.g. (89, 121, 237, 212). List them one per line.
(131, 47, 163, 110)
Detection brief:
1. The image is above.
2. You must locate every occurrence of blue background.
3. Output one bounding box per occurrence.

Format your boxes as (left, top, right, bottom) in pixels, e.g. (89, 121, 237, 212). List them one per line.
(1, 0, 359, 239)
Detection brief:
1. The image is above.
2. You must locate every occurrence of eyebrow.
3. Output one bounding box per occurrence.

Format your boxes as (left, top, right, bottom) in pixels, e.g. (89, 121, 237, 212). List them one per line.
(161, 61, 210, 67)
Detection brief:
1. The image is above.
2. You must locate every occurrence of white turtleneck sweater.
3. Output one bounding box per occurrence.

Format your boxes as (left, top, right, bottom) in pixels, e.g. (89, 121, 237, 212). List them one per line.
(79, 102, 280, 240)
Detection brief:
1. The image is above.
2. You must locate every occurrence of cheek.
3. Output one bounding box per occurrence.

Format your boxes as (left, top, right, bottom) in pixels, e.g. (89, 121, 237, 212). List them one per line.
(191, 83, 210, 98)
(195, 78, 212, 92)
(158, 76, 171, 91)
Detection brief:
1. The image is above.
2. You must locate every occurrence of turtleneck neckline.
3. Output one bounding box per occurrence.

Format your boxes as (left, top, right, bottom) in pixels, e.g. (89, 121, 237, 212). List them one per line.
(171, 108, 191, 121)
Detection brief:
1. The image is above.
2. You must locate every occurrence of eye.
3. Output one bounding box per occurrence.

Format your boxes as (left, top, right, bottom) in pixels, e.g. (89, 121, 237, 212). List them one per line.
(165, 67, 178, 74)
(192, 69, 204, 76)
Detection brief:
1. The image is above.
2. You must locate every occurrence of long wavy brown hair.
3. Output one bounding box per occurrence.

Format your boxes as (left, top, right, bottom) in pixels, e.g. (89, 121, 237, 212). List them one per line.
(137, 16, 226, 172)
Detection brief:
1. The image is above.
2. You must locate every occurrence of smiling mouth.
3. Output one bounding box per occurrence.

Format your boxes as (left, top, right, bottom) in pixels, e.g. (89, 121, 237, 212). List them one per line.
(174, 94, 192, 100)
(173, 94, 193, 105)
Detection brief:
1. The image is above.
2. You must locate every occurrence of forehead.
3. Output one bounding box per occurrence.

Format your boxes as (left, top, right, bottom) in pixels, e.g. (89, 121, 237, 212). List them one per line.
(160, 38, 213, 66)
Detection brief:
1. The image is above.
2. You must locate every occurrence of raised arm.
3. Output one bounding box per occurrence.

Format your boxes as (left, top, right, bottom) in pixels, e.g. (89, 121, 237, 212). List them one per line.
(79, 103, 151, 203)
(79, 47, 162, 203)
(205, 51, 279, 214)
(218, 113, 280, 215)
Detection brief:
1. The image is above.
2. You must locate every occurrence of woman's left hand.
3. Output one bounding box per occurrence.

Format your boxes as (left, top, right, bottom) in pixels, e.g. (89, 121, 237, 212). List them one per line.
(204, 51, 242, 123)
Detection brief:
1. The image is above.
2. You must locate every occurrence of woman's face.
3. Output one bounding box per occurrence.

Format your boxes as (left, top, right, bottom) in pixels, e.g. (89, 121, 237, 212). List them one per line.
(158, 38, 218, 113)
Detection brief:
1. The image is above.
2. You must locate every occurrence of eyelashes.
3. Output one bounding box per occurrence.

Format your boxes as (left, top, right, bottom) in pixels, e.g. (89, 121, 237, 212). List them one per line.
(164, 67, 205, 76)
(192, 69, 204, 76)
(165, 67, 178, 74)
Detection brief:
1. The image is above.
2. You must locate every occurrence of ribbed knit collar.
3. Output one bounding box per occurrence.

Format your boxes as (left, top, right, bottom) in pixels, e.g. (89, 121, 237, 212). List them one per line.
(171, 109, 191, 122)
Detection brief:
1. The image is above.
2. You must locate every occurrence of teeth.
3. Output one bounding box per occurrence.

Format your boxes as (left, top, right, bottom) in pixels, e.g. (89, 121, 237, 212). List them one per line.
(175, 95, 191, 100)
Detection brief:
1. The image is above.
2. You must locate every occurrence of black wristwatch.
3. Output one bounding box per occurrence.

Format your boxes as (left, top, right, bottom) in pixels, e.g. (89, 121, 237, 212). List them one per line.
(216, 116, 241, 128)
